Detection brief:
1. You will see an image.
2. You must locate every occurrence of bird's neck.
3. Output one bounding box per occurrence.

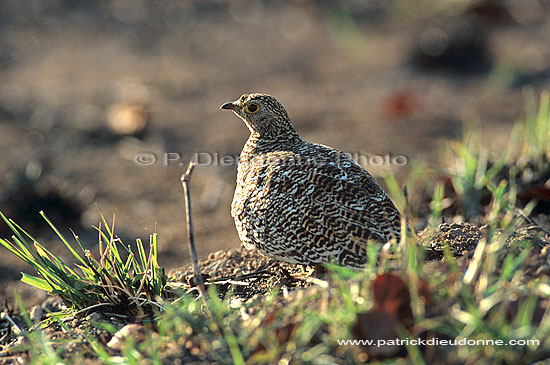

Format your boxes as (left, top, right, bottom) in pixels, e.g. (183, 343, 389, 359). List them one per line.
(244, 129, 302, 154)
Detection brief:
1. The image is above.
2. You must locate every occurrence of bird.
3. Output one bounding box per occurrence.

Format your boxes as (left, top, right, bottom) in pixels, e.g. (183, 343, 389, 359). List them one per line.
(220, 93, 401, 268)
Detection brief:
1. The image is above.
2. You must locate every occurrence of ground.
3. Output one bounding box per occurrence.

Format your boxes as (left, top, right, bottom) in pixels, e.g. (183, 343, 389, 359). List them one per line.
(1, 217, 549, 362)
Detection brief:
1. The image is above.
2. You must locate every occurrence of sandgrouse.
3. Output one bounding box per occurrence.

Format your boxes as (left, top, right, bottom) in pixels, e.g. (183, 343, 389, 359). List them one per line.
(220, 93, 401, 268)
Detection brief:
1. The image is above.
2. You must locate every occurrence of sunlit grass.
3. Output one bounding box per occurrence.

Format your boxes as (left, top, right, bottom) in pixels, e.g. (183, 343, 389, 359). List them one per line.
(447, 91, 550, 217)
(0, 211, 166, 318)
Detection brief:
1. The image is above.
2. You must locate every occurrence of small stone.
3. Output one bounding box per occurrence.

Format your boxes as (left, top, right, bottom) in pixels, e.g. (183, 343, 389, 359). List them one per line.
(42, 296, 65, 313)
(107, 324, 146, 351)
(85, 312, 102, 322)
(28, 306, 44, 324)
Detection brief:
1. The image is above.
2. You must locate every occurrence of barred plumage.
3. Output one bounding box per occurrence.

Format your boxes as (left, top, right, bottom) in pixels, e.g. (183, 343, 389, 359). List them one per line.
(220, 93, 401, 268)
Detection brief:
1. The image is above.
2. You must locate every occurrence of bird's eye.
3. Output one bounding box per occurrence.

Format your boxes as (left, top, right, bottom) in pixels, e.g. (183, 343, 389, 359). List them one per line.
(244, 103, 259, 113)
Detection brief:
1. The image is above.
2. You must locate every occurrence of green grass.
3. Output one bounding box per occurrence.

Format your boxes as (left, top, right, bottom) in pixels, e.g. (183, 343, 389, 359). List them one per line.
(1, 91, 549, 363)
(0, 211, 167, 318)
(447, 90, 550, 217)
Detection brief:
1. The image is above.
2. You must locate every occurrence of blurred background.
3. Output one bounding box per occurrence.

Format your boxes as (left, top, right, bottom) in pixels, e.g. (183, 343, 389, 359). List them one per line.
(0, 0, 549, 303)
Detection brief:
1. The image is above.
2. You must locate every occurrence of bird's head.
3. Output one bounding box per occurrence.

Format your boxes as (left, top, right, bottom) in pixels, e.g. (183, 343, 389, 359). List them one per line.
(220, 93, 297, 138)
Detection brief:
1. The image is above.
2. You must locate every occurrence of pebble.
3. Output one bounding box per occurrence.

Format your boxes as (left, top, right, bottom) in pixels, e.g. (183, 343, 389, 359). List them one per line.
(28, 306, 44, 324)
(107, 324, 146, 351)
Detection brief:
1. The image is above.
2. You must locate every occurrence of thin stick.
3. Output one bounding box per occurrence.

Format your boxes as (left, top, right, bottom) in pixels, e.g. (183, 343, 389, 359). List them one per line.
(180, 161, 207, 300)
(1, 312, 22, 334)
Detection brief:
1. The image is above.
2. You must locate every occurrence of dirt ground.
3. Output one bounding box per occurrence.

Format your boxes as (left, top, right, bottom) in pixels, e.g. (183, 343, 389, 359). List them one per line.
(0, 0, 549, 306)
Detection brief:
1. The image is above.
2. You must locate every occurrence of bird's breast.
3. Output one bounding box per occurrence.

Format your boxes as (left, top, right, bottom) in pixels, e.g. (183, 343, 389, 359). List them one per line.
(231, 151, 296, 218)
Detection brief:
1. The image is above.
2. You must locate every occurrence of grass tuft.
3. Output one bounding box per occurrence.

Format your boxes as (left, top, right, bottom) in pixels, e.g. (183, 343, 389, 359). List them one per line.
(0, 211, 167, 318)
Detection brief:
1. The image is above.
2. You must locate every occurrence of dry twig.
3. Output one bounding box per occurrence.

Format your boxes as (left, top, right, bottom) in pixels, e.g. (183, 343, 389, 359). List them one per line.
(181, 161, 208, 300)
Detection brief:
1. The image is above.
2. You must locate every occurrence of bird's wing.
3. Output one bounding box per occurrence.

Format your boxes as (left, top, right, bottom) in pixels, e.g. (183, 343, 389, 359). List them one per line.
(260, 158, 401, 263)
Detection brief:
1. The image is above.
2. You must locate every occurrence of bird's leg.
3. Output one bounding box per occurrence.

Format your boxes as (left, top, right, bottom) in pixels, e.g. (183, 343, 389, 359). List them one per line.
(278, 265, 299, 284)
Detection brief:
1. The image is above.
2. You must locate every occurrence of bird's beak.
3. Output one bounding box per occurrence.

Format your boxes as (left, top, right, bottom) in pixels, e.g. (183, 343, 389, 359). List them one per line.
(220, 101, 239, 111)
